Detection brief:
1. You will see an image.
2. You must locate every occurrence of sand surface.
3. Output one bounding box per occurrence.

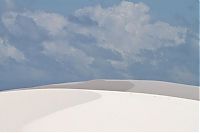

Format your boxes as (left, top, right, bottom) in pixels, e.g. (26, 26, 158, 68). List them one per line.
(35, 79, 199, 100)
(0, 80, 199, 131)
(0, 89, 100, 131)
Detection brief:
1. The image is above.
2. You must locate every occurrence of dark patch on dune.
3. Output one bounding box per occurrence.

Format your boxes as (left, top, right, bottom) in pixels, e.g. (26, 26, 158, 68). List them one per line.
(129, 80, 199, 101)
(34, 80, 199, 101)
(37, 80, 134, 91)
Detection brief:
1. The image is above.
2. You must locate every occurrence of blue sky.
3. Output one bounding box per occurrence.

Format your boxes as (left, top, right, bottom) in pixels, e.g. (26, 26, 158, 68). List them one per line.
(0, 0, 199, 90)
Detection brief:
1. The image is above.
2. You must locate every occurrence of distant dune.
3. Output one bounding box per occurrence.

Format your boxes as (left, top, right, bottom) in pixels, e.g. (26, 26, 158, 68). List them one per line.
(0, 80, 199, 131)
(35, 79, 199, 100)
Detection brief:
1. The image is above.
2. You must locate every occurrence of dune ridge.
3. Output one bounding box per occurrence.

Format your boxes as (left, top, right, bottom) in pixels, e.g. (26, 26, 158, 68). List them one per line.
(34, 79, 199, 100)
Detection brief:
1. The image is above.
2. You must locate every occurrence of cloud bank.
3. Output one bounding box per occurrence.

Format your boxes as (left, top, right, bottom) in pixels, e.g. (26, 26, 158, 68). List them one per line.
(0, 1, 198, 89)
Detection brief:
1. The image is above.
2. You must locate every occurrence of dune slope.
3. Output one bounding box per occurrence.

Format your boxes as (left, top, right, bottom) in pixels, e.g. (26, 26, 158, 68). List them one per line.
(22, 89, 199, 132)
(0, 80, 199, 131)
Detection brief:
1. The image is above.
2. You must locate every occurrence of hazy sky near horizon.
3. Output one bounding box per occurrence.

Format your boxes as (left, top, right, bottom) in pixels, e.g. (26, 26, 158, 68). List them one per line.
(0, 0, 199, 90)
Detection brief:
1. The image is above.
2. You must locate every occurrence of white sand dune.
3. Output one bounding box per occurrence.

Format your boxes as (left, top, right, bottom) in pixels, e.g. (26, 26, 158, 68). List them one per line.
(0, 80, 199, 131)
(0, 89, 100, 131)
(35, 79, 199, 100)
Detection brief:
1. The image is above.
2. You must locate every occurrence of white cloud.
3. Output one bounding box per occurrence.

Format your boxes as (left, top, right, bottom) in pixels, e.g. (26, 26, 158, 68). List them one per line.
(74, 1, 187, 64)
(42, 41, 94, 66)
(1, 12, 17, 33)
(28, 11, 68, 36)
(0, 1, 188, 72)
(2, 11, 68, 36)
(0, 37, 26, 64)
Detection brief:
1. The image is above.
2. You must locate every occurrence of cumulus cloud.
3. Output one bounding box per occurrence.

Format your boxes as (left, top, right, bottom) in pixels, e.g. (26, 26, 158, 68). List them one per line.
(0, 37, 26, 64)
(2, 11, 68, 36)
(1, 12, 46, 42)
(28, 11, 68, 36)
(42, 40, 94, 66)
(74, 1, 187, 59)
(0, 1, 198, 89)
(1, 1, 187, 65)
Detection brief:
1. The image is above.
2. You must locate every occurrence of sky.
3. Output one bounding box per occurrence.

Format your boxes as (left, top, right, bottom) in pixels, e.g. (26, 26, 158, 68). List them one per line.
(0, 0, 199, 90)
